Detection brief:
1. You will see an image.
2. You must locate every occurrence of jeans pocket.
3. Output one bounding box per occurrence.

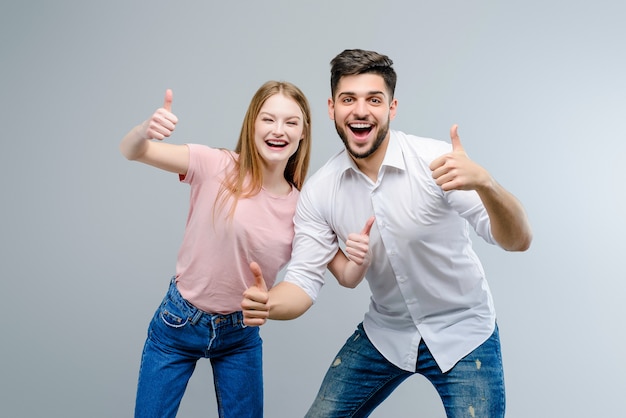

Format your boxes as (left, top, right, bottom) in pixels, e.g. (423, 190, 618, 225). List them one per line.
(159, 298, 189, 329)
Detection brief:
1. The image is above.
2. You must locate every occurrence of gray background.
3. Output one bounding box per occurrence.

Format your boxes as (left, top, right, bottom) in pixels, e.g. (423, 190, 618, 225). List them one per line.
(1, 1, 624, 417)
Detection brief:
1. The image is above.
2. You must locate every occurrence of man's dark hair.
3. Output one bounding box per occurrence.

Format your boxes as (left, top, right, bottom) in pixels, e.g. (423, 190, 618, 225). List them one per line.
(330, 49, 397, 99)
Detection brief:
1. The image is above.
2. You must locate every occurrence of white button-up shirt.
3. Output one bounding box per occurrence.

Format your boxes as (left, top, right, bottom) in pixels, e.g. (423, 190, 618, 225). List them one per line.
(284, 130, 499, 372)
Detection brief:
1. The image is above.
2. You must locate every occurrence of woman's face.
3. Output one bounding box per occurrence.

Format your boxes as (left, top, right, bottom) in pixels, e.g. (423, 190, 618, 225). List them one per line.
(254, 93, 304, 169)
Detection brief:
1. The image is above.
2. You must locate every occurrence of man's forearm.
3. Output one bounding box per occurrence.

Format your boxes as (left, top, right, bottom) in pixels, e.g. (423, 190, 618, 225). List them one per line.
(478, 180, 533, 252)
(268, 281, 313, 320)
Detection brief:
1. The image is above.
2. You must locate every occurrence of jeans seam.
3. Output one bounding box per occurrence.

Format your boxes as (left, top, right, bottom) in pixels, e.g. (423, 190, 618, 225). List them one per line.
(350, 372, 408, 417)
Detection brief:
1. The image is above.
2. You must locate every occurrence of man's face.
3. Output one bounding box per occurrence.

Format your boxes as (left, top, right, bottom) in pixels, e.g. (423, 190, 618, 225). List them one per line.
(328, 73, 397, 159)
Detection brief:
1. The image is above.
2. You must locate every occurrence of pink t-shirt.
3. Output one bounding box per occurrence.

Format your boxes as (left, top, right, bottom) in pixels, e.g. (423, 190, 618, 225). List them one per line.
(175, 143, 299, 314)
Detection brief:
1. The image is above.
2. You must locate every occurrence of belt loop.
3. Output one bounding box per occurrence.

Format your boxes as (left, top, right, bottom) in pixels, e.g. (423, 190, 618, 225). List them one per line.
(190, 308, 203, 325)
(234, 311, 245, 327)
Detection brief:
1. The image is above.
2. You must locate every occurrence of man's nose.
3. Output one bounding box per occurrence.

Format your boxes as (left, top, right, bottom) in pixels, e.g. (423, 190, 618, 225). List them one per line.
(353, 99, 368, 117)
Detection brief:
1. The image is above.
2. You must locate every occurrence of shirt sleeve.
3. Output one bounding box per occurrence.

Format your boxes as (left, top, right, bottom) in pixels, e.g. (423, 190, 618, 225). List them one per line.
(446, 189, 498, 246)
(283, 177, 339, 302)
(414, 135, 498, 247)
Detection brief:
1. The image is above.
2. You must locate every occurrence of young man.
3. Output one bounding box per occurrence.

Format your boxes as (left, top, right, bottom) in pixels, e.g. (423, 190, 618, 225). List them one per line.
(242, 49, 532, 417)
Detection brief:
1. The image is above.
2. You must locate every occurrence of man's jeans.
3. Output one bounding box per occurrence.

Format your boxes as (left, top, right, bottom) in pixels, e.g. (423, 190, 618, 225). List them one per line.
(134, 279, 263, 418)
(306, 322, 505, 418)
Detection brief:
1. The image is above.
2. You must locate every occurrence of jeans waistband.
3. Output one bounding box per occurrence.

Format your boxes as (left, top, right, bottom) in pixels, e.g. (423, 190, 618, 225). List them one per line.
(167, 277, 245, 328)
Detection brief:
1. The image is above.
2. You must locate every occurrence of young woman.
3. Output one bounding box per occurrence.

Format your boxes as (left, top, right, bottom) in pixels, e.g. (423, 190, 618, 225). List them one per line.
(120, 81, 371, 418)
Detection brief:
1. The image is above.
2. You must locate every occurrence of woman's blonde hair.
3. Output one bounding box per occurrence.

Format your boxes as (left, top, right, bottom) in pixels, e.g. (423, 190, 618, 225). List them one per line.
(216, 80, 312, 218)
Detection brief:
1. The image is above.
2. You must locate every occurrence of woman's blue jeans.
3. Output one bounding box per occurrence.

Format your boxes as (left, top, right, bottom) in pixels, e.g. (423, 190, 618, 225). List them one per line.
(134, 279, 263, 418)
(305, 323, 505, 418)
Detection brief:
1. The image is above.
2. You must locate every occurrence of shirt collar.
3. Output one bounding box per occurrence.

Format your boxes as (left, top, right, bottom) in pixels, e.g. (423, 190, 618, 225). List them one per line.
(381, 130, 405, 171)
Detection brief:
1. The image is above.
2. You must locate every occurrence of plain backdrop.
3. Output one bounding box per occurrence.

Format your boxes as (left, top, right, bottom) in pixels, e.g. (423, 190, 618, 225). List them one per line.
(1, 1, 624, 417)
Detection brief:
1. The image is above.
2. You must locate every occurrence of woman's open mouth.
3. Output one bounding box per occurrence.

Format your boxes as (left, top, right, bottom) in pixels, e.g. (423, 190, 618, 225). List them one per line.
(265, 139, 288, 148)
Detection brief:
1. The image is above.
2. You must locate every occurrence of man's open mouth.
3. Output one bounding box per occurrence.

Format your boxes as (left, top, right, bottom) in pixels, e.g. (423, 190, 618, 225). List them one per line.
(349, 123, 373, 139)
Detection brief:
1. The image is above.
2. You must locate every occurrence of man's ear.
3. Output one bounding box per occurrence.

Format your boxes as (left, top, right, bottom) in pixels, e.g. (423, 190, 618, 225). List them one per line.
(389, 98, 398, 121)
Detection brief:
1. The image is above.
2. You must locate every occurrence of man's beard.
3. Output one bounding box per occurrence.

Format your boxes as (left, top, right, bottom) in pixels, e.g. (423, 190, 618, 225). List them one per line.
(335, 119, 389, 159)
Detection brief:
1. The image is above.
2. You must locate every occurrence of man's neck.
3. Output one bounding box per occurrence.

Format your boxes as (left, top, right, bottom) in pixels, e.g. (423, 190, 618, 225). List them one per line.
(353, 137, 389, 182)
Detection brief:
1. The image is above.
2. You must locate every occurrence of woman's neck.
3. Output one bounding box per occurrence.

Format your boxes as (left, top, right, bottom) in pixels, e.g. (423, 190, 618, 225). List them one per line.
(262, 165, 291, 196)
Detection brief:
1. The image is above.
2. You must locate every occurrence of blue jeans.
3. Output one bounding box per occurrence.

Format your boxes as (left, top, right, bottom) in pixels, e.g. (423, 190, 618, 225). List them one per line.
(135, 279, 263, 418)
(306, 323, 505, 418)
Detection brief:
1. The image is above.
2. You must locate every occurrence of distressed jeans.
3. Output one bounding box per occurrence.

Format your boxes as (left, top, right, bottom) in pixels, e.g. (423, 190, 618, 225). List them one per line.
(306, 323, 505, 418)
(134, 278, 263, 418)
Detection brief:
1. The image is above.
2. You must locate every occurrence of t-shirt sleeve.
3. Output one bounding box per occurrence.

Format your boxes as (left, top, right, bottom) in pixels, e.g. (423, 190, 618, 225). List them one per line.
(180, 144, 232, 185)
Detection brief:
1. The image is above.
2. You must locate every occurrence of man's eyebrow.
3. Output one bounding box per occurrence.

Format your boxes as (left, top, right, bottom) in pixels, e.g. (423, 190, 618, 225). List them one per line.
(337, 90, 386, 97)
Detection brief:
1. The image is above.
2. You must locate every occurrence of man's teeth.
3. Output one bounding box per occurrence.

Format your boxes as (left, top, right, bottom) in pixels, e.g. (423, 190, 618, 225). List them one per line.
(350, 123, 371, 129)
